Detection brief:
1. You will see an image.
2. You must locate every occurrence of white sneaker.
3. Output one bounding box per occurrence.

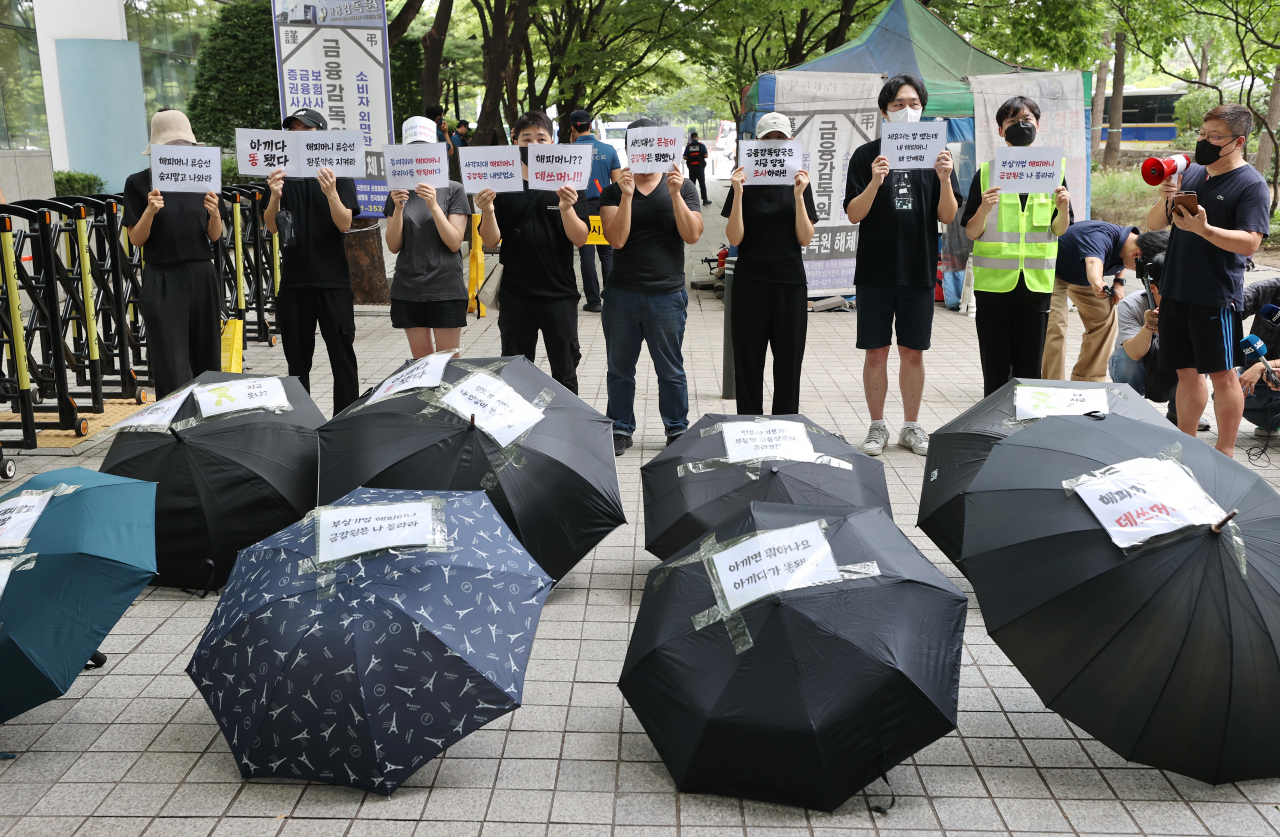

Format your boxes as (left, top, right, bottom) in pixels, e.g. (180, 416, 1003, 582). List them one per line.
(860, 424, 890, 456)
(1254, 426, 1278, 439)
(898, 425, 930, 455)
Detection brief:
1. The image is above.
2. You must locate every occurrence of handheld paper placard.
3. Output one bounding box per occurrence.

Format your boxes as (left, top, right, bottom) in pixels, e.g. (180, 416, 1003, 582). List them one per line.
(882, 122, 947, 169)
(458, 145, 524, 193)
(739, 140, 803, 185)
(993, 146, 1065, 194)
(1013, 386, 1109, 421)
(383, 143, 450, 190)
(236, 129, 299, 177)
(367, 351, 453, 404)
(151, 145, 222, 193)
(297, 130, 363, 178)
(527, 145, 590, 191)
(625, 127, 683, 173)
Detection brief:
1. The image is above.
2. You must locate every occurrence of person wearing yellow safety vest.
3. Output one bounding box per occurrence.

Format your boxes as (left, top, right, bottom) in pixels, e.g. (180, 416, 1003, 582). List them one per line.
(962, 96, 1073, 396)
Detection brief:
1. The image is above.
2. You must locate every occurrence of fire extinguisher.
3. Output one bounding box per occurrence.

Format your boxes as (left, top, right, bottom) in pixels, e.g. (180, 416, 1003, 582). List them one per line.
(717, 245, 728, 270)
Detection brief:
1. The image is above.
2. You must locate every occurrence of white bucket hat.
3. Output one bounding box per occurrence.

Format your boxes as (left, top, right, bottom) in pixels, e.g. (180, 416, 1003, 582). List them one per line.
(143, 109, 201, 155)
(754, 112, 793, 139)
(402, 116, 436, 144)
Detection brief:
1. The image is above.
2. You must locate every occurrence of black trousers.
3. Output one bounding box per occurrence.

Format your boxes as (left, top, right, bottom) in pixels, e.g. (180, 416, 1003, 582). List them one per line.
(975, 276, 1052, 397)
(276, 287, 360, 415)
(498, 290, 580, 394)
(140, 260, 222, 398)
(731, 275, 808, 415)
(688, 166, 708, 201)
(578, 244, 612, 305)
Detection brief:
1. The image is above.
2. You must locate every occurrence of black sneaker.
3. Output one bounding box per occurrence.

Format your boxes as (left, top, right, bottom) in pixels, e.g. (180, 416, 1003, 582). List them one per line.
(666, 433, 684, 447)
(613, 434, 633, 456)
(583, 301, 602, 313)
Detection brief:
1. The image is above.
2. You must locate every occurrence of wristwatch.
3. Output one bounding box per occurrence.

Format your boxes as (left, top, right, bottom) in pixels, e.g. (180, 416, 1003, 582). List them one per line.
(1112, 277, 1126, 286)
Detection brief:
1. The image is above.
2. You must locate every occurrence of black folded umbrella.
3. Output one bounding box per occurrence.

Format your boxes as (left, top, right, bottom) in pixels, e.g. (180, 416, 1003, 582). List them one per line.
(620, 502, 967, 811)
(641, 414, 890, 560)
(100, 371, 325, 593)
(317, 355, 625, 580)
(962, 413, 1280, 784)
(918, 378, 1163, 562)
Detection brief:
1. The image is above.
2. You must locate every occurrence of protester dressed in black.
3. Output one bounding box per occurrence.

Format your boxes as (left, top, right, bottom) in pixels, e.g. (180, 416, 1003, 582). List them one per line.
(263, 107, 362, 415)
(684, 133, 711, 205)
(477, 112, 590, 394)
(122, 109, 222, 399)
(722, 151, 817, 415)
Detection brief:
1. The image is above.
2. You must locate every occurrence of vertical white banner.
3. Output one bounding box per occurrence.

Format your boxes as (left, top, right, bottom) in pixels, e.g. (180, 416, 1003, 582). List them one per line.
(771, 71, 884, 296)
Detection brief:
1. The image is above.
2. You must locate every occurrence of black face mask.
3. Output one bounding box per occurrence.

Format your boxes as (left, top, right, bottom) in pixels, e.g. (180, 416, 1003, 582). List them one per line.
(1195, 138, 1234, 166)
(1004, 121, 1036, 147)
(519, 145, 529, 164)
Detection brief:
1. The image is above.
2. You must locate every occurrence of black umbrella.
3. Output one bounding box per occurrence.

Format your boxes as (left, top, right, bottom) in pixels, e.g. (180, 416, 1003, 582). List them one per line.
(317, 355, 625, 580)
(100, 371, 325, 593)
(918, 378, 1164, 562)
(619, 502, 967, 811)
(961, 413, 1280, 784)
(642, 414, 890, 560)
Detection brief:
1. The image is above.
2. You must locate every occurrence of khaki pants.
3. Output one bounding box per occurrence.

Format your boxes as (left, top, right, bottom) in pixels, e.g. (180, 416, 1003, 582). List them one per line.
(1042, 278, 1118, 381)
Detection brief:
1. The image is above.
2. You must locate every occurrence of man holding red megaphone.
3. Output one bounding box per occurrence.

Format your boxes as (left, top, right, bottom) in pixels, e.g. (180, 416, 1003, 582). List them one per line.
(1145, 103, 1272, 457)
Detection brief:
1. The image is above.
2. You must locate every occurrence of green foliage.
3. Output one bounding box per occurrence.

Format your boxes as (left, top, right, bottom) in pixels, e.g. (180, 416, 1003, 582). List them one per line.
(1173, 86, 1221, 132)
(930, 0, 1110, 69)
(390, 37, 423, 136)
(222, 156, 266, 186)
(53, 170, 106, 197)
(1090, 168, 1152, 227)
(187, 0, 281, 148)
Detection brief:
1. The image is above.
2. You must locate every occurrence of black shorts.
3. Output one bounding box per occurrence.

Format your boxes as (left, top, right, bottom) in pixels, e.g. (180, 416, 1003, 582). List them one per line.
(855, 284, 935, 351)
(390, 298, 469, 329)
(1158, 298, 1242, 374)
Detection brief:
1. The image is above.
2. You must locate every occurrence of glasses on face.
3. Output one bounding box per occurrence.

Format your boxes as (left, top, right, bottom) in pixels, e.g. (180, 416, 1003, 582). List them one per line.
(1196, 132, 1239, 143)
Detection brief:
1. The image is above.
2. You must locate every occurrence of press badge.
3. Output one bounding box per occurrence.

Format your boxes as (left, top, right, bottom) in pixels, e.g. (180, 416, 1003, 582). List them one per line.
(893, 170, 913, 211)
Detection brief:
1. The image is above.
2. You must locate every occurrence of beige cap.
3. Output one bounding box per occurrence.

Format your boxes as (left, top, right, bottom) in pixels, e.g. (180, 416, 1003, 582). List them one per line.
(142, 109, 201, 155)
(754, 112, 793, 139)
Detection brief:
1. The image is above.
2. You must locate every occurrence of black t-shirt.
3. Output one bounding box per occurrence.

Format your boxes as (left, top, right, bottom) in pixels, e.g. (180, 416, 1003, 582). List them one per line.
(844, 138, 960, 287)
(599, 178, 701, 294)
(122, 169, 215, 266)
(1055, 220, 1134, 287)
(720, 184, 818, 283)
(959, 171, 1074, 228)
(1161, 162, 1271, 311)
(493, 183, 578, 300)
(262, 178, 361, 290)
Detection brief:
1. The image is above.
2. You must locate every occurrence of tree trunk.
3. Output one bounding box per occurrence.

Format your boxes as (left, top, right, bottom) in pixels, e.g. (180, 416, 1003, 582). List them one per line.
(1252, 63, 1280, 183)
(345, 219, 389, 305)
(472, 0, 532, 145)
(419, 0, 454, 112)
(1200, 38, 1212, 84)
(387, 0, 426, 47)
(825, 0, 859, 53)
(1103, 30, 1125, 169)
(1091, 32, 1110, 163)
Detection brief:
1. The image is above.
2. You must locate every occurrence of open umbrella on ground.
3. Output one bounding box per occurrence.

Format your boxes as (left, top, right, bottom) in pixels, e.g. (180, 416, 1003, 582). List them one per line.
(100, 371, 324, 594)
(962, 412, 1280, 784)
(642, 414, 890, 560)
(317, 355, 625, 580)
(918, 378, 1164, 563)
(0, 467, 155, 725)
(620, 501, 966, 811)
(188, 487, 551, 794)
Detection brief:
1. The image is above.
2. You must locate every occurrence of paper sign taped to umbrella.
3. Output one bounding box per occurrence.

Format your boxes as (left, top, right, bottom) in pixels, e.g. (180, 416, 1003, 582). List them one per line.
(0, 489, 54, 548)
(993, 146, 1064, 194)
(151, 145, 221, 194)
(194, 377, 290, 418)
(367, 351, 452, 404)
(315, 501, 449, 565)
(1069, 457, 1226, 549)
(458, 145, 524, 193)
(625, 127, 683, 173)
(722, 420, 816, 463)
(383, 143, 450, 190)
(235, 129, 299, 177)
(883, 122, 947, 169)
(441, 375, 544, 447)
(112, 384, 196, 431)
(298, 130, 363, 178)
(1014, 386, 1109, 421)
(712, 520, 839, 611)
(740, 140, 802, 185)
(527, 145, 590, 190)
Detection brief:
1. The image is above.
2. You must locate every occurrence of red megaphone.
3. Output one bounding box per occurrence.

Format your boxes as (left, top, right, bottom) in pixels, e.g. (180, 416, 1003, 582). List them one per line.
(1140, 153, 1191, 186)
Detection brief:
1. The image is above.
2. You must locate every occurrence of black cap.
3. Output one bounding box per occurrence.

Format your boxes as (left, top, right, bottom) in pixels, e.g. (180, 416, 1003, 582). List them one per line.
(570, 110, 592, 130)
(456, 120, 470, 128)
(283, 107, 327, 130)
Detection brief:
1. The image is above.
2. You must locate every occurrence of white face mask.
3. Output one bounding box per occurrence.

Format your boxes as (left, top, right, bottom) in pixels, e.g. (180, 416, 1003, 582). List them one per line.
(884, 106, 923, 123)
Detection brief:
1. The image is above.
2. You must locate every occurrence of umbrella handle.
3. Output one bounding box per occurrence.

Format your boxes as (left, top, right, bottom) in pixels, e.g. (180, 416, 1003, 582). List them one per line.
(1211, 509, 1239, 533)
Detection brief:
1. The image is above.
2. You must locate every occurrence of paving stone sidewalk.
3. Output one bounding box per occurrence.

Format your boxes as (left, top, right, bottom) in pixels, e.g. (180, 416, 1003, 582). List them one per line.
(3, 178, 1280, 837)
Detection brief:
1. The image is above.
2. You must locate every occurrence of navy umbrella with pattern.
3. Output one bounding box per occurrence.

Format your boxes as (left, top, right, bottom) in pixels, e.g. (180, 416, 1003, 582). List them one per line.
(186, 487, 552, 795)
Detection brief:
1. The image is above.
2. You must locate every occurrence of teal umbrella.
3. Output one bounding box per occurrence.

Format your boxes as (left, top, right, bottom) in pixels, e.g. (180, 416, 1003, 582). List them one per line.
(0, 467, 156, 725)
